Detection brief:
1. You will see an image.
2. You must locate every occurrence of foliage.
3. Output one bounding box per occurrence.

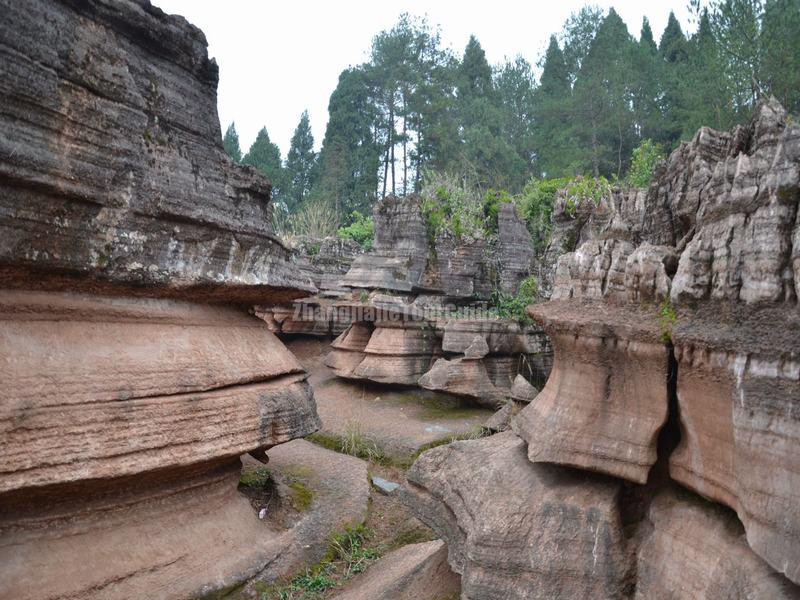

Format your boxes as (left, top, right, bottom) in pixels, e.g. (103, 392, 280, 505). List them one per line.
(489, 275, 539, 323)
(563, 176, 611, 216)
(659, 299, 678, 343)
(326, 525, 381, 578)
(222, 122, 242, 162)
(419, 170, 487, 242)
(287, 482, 314, 512)
(626, 139, 665, 187)
(307, 422, 390, 465)
(285, 111, 317, 212)
(336, 211, 375, 250)
(243, 127, 287, 202)
(288, 198, 340, 238)
(513, 177, 570, 253)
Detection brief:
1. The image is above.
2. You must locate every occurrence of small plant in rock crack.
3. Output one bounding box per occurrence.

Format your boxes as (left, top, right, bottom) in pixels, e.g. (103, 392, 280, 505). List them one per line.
(327, 524, 382, 578)
(659, 299, 677, 343)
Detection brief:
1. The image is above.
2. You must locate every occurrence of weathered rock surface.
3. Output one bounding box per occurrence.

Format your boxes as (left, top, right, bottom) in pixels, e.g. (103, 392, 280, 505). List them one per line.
(341, 195, 534, 299)
(0, 292, 320, 599)
(669, 305, 800, 585)
(333, 540, 460, 600)
(341, 195, 431, 293)
(0, 1, 322, 597)
(419, 357, 506, 409)
(233, 440, 371, 596)
(401, 432, 633, 600)
(636, 490, 800, 599)
(515, 301, 670, 484)
(0, 0, 313, 303)
(497, 203, 535, 295)
(525, 97, 800, 585)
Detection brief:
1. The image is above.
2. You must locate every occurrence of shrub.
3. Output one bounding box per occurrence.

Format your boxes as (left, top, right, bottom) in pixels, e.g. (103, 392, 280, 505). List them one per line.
(420, 170, 487, 242)
(626, 139, 665, 188)
(490, 275, 539, 323)
(337, 211, 374, 250)
(289, 198, 340, 238)
(563, 176, 612, 216)
(659, 299, 677, 343)
(514, 177, 569, 253)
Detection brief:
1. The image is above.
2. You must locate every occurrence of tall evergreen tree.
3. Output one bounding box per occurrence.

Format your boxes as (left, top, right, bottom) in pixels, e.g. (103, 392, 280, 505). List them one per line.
(242, 127, 286, 202)
(313, 68, 380, 215)
(222, 122, 242, 162)
(631, 18, 666, 143)
(454, 36, 521, 189)
(572, 9, 637, 177)
(659, 12, 691, 146)
(760, 0, 800, 112)
(659, 12, 689, 62)
(496, 56, 537, 186)
(285, 111, 317, 212)
(533, 35, 576, 177)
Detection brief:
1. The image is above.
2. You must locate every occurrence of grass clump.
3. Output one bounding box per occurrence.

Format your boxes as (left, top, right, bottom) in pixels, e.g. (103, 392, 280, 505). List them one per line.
(259, 524, 382, 599)
(288, 482, 314, 512)
(326, 524, 381, 578)
(239, 466, 271, 489)
(658, 299, 678, 343)
(307, 422, 390, 466)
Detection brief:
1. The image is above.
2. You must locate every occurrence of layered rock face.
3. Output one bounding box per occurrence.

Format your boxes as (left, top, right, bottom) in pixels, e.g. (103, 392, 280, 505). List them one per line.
(325, 311, 551, 408)
(342, 194, 532, 299)
(402, 433, 634, 599)
(0, 1, 320, 597)
(402, 98, 800, 598)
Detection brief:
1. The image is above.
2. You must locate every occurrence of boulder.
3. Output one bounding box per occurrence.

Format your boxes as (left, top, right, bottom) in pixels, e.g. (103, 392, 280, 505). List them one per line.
(419, 357, 506, 409)
(636, 490, 800, 599)
(510, 374, 540, 403)
(401, 432, 633, 600)
(333, 540, 460, 600)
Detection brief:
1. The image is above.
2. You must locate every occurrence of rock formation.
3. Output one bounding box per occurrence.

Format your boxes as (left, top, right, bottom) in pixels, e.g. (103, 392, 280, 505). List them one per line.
(0, 1, 323, 597)
(402, 98, 800, 597)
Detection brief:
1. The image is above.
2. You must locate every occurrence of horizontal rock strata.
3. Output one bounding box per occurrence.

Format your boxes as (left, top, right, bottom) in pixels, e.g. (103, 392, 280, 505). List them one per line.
(636, 490, 800, 599)
(401, 432, 633, 600)
(515, 300, 670, 484)
(0, 1, 322, 597)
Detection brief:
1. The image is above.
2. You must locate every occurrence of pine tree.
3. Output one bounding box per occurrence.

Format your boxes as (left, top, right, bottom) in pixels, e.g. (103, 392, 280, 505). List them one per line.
(760, 0, 800, 112)
(313, 68, 380, 216)
(222, 122, 242, 162)
(533, 35, 576, 177)
(242, 128, 286, 202)
(285, 111, 317, 212)
(572, 9, 637, 177)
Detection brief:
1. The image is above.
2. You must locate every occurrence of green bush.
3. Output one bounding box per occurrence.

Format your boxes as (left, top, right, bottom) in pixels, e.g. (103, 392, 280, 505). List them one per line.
(420, 171, 487, 242)
(512, 177, 568, 254)
(563, 176, 611, 216)
(490, 275, 539, 323)
(337, 211, 374, 250)
(626, 139, 665, 188)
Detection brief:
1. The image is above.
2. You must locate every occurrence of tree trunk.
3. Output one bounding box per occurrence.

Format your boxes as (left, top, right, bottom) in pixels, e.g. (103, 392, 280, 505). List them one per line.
(402, 93, 408, 196)
(389, 100, 396, 196)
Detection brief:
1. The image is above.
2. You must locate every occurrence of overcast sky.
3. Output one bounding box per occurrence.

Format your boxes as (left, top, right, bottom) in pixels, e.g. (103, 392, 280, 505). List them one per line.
(153, 1, 695, 156)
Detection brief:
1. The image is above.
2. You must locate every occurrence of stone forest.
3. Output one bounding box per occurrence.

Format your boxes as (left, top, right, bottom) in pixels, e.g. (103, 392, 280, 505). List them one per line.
(1, 1, 799, 599)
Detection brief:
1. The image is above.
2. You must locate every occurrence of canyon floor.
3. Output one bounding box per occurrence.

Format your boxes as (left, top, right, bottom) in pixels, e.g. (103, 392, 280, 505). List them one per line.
(232, 336, 482, 599)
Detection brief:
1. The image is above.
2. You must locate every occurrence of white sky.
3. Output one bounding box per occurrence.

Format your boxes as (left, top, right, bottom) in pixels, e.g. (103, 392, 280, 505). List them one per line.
(153, 1, 695, 157)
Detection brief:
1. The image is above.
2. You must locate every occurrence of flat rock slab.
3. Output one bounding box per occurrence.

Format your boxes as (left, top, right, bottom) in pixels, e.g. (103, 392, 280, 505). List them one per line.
(233, 439, 370, 596)
(332, 540, 460, 600)
(287, 338, 493, 462)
